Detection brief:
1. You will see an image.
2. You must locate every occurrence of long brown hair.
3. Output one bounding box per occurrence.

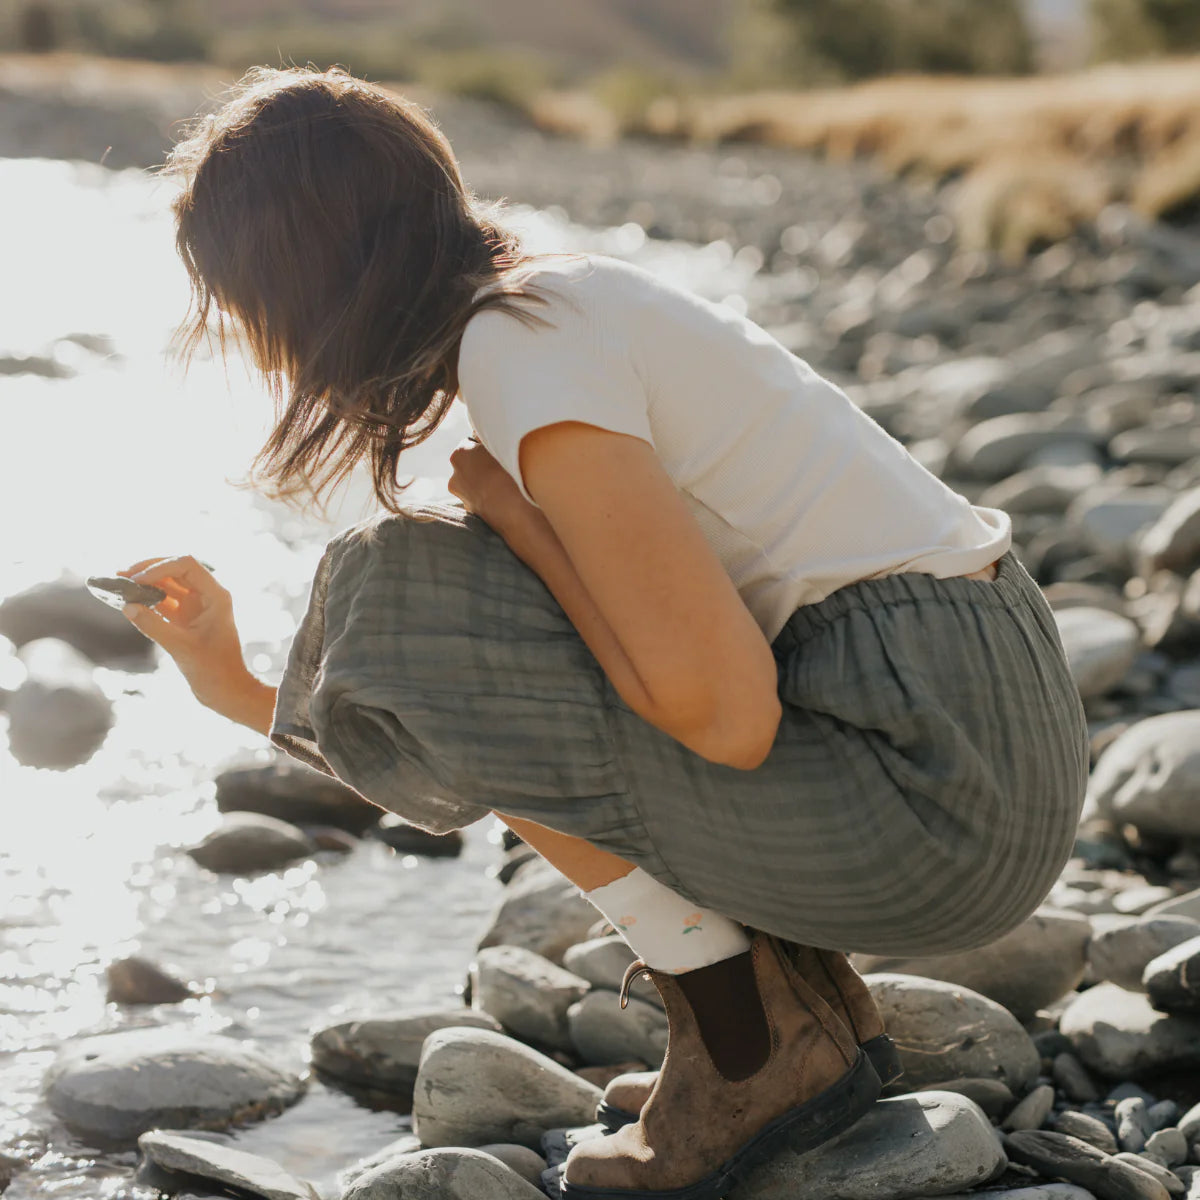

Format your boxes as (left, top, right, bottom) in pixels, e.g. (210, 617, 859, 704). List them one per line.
(166, 65, 542, 510)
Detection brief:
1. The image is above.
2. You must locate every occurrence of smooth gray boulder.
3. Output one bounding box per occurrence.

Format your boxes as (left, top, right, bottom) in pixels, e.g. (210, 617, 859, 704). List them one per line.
(1052, 1110, 1119, 1153)
(866, 974, 1039, 1093)
(1087, 917, 1200, 991)
(372, 814, 464, 857)
(471, 945, 589, 1051)
(137, 1131, 317, 1200)
(1140, 487, 1200, 573)
(855, 909, 1091, 1021)
(344, 1147, 544, 1200)
(1087, 712, 1200, 839)
(413, 1028, 601, 1150)
(339, 1134, 422, 1190)
(954, 412, 1099, 481)
(1054, 607, 1140, 699)
(105, 955, 194, 1005)
(477, 1145, 548, 1187)
(311, 1008, 501, 1102)
(6, 638, 113, 769)
(215, 757, 381, 834)
(562, 938, 659, 1007)
(187, 812, 318, 875)
(728, 1091, 1006, 1199)
(1143, 935, 1200, 1012)
(567, 989, 668, 1066)
(43, 1028, 304, 1143)
(0, 579, 154, 664)
(477, 860, 599, 965)
(1061, 983, 1200, 1078)
(1070, 485, 1175, 562)
(1006, 1130, 1171, 1200)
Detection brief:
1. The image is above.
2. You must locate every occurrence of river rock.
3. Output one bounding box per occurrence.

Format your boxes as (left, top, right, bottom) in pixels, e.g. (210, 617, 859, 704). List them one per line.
(954, 413, 1099, 481)
(0, 579, 154, 664)
(1005, 1084, 1057, 1132)
(1110, 1153, 1184, 1195)
(916, 1189, 1095, 1200)
(1145, 1128, 1188, 1166)
(477, 859, 599, 964)
(866, 974, 1039, 1093)
(1148, 889, 1200, 922)
(344, 1147, 544, 1200)
(1055, 607, 1141, 699)
(561, 938, 659, 1007)
(980, 464, 1100, 515)
(1071, 486, 1175, 562)
(310, 1008, 501, 1102)
(855, 909, 1090, 1021)
(413, 1028, 602, 1150)
(566, 989, 668, 1066)
(1087, 712, 1200, 839)
(477, 1145, 548, 1186)
(471, 945, 589, 1051)
(6, 638, 113, 769)
(372, 814, 463, 857)
(726, 1091, 1006, 1199)
(137, 1131, 318, 1200)
(187, 812, 318, 874)
(1087, 917, 1200, 991)
(1140, 488, 1200, 573)
(1060, 983, 1200, 1078)
(918, 1077, 1015, 1118)
(105, 955, 193, 1004)
(43, 1028, 304, 1143)
(215, 758, 381, 834)
(1053, 1052, 1101, 1103)
(339, 1134, 422, 1189)
(1006, 1131, 1171, 1200)
(1143, 936, 1200, 1012)
(1052, 1110, 1119, 1153)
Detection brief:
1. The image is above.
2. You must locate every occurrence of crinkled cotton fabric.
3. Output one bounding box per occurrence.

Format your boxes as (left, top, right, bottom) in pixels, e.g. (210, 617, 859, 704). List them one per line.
(272, 502, 1087, 956)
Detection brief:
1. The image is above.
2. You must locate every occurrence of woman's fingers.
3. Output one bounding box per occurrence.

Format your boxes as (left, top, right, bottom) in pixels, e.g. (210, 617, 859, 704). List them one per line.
(121, 600, 192, 656)
(132, 556, 227, 602)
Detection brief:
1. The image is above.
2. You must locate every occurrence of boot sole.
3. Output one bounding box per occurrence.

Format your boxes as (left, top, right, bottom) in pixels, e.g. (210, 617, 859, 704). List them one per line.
(595, 1035, 901, 1133)
(562, 1048, 881, 1200)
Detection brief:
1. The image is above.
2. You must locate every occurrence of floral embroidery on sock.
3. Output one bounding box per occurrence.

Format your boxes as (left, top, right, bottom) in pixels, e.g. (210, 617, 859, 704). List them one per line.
(681, 913, 703, 934)
(617, 915, 637, 932)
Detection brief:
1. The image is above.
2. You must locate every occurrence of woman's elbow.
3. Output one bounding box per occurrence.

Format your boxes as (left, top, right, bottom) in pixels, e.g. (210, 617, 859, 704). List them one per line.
(684, 690, 782, 771)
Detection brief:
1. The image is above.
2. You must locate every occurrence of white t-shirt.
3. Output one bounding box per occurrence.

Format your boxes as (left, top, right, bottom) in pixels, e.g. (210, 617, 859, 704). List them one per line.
(457, 253, 1010, 643)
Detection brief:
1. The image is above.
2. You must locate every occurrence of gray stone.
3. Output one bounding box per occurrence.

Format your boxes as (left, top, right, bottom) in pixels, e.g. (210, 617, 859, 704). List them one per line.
(137, 1131, 317, 1200)
(215, 757, 381, 834)
(1051, 1111, 1118, 1154)
(477, 860, 599, 965)
(1053, 1052, 1100, 1104)
(728, 1091, 1006, 1199)
(0, 578, 154, 664)
(471, 946, 589, 1051)
(311, 1008, 501, 1101)
(1111, 1153, 1184, 1195)
(954, 413, 1099, 481)
(914, 1189, 1095, 1200)
(43, 1028, 304, 1143)
(1055, 607, 1140, 699)
(372, 814, 464, 857)
(1140, 489, 1200, 573)
(477, 1145, 547, 1186)
(187, 812, 318, 875)
(567, 989, 668, 1066)
(1004, 1084, 1057, 1132)
(1087, 918, 1200, 991)
(1061, 983, 1200, 1078)
(1118, 1098, 1153, 1152)
(339, 1134, 422, 1189)
(918, 1077, 1015, 1118)
(1148, 889, 1200, 923)
(106, 956, 194, 1005)
(1177, 1102, 1200, 1144)
(562, 938, 659, 1008)
(413, 1028, 601, 1150)
(344, 1147, 544, 1200)
(1147, 1102, 1180, 1133)
(1144, 936, 1200, 1012)
(1006, 1130, 1171, 1200)
(6, 638, 113, 769)
(1088, 712, 1200, 840)
(1145, 1129, 1188, 1167)
(1115, 888, 1179, 917)
(980, 464, 1100, 515)
(1070, 486, 1176, 562)
(855, 909, 1091, 1022)
(866, 974, 1039, 1093)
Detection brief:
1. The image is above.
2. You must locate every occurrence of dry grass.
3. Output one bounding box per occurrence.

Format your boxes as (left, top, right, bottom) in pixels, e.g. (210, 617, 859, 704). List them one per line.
(533, 58, 1200, 258)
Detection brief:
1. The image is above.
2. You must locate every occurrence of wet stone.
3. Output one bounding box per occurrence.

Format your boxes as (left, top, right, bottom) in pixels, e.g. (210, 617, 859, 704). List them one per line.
(106, 955, 194, 1005)
(137, 1131, 318, 1200)
(371, 814, 464, 857)
(187, 812, 318, 875)
(215, 757, 382, 834)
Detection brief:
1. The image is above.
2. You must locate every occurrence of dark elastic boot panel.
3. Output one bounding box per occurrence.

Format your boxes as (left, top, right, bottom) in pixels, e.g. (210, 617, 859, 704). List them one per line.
(675, 950, 771, 1082)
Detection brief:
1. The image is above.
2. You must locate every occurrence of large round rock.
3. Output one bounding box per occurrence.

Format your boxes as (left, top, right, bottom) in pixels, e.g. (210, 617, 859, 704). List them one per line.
(854, 909, 1090, 1022)
(1087, 711, 1200, 839)
(215, 757, 381, 834)
(567, 989, 668, 1066)
(1054, 607, 1140, 699)
(43, 1029, 305, 1143)
(866, 974, 1039, 1093)
(1087, 915, 1200, 991)
(344, 1147, 544, 1200)
(1142, 935, 1200, 1013)
(471, 945, 589, 1052)
(0, 579, 154, 665)
(413, 1028, 601, 1150)
(187, 812, 318, 874)
(477, 860, 599, 964)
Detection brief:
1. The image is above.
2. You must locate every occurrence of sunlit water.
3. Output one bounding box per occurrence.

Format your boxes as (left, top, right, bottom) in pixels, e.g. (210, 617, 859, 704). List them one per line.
(0, 157, 764, 1197)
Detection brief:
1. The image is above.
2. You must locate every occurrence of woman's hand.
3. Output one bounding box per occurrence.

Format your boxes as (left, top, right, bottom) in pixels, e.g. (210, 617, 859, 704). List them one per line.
(447, 436, 540, 535)
(118, 555, 276, 734)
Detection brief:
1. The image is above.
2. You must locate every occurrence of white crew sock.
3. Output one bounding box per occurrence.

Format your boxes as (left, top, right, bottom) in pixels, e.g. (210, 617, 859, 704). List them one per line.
(584, 867, 751, 974)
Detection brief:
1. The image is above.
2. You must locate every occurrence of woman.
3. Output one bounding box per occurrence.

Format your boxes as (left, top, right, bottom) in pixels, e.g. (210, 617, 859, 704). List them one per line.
(122, 66, 1088, 1200)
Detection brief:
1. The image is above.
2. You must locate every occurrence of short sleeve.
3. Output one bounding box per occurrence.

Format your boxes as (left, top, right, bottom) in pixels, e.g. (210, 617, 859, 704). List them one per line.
(458, 268, 654, 505)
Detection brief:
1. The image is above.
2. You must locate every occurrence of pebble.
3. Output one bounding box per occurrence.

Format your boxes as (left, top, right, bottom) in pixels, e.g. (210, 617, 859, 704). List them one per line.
(1005, 1085, 1058, 1132)
(1148, 1103, 1181, 1133)
(1051, 1111, 1119, 1154)
(1111, 1153, 1185, 1195)
(566, 989, 668, 1067)
(1149, 889, 1200, 923)
(1087, 918, 1200, 992)
(339, 1134, 421, 1189)
(919, 1078, 1016, 1119)
(911, 1189, 1095, 1200)
(105, 955, 194, 1005)
(1118, 1099, 1153, 1153)
(310, 1008, 501, 1103)
(1146, 1130, 1189, 1167)
(1054, 607, 1142, 699)
(1143, 935, 1200, 1012)
(1062, 985, 1200, 1078)
(43, 1028, 304, 1143)
(137, 1131, 318, 1200)
(477, 1144, 548, 1186)
(343, 1146, 545, 1200)
(866, 974, 1040, 1093)
(1177, 1102, 1200, 1144)
(413, 1028, 602, 1150)
(214, 756, 382, 834)
(477, 859, 600, 965)
(187, 811, 318, 874)
(1005, 1130, 1172, 1200)
(371, 814, 464, 857)
(471, 945, 589, 1052)
(1140, 488, 1200, 573)
(1054, 1052, 1101, 1103)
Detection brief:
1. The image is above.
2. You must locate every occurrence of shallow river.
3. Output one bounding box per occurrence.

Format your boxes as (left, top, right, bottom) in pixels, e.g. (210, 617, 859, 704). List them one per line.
(0, 156, 764, 1198)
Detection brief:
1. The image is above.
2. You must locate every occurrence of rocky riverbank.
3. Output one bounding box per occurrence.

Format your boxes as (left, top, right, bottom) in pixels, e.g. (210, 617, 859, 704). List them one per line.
(3, 49, 1200, 1200)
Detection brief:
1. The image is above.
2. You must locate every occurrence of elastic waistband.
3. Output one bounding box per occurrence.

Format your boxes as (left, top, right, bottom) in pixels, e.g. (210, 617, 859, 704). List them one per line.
(773, 552, 1029, 651)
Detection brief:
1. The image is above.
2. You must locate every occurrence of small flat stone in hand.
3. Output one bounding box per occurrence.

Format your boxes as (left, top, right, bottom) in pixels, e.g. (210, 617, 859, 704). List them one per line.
(86, 576, 166, 609)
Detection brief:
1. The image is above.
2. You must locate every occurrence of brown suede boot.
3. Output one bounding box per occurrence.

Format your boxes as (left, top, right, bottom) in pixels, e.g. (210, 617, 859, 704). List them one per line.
(596, 943, 899, 1133)
(561, 933, 881, 1200)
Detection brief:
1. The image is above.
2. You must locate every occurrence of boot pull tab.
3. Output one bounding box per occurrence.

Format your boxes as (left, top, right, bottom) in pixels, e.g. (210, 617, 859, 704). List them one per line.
(619, 960, 653, 1010)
